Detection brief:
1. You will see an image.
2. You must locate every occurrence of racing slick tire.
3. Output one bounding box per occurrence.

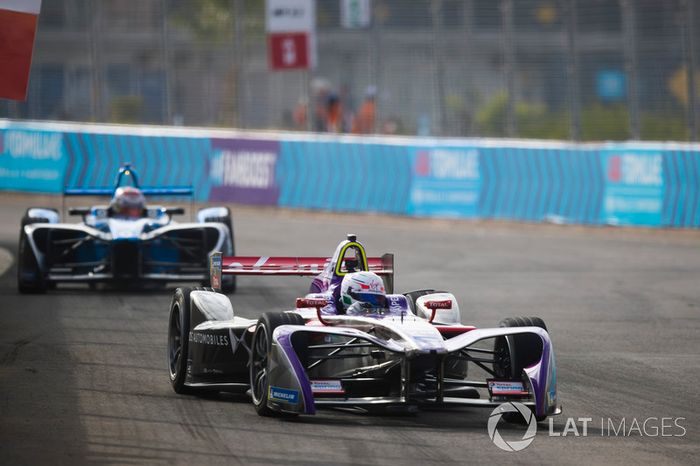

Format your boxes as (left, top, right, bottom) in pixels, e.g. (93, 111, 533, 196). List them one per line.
(250, 312, 305, 417)
(17, 213, 50, 294)
(204, 208, 236, 294)
(168, 287, 196, 394)
(494, 316, 549, 423)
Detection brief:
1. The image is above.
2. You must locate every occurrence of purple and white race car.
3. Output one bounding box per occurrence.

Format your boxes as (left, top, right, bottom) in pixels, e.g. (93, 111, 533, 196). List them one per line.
(167, 234, 561, 421)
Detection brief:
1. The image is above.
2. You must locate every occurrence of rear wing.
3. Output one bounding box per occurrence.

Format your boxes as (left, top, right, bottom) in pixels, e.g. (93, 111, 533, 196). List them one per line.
(209, 253, 395, 293)
(64, 187, 194, 197)
(65, 164, 194, 197)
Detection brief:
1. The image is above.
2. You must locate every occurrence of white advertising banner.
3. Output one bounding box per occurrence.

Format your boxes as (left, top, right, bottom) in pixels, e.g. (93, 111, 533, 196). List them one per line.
(266, 0, 315, 33)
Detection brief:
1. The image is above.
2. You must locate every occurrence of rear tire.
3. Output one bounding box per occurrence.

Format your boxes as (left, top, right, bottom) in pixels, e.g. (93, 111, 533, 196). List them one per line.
(250, 312, 305, 417)
(168, 287, 194, 394)
(17, 215, 48, 294)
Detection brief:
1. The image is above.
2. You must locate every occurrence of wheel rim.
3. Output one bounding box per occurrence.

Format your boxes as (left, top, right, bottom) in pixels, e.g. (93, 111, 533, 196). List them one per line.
(250, 325, 269, 406)
(168, 303, 182, 379)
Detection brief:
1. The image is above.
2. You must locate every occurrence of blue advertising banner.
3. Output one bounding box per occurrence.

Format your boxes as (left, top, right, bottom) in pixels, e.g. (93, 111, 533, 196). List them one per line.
(2, 119, 700, 229)
(601, 149, 664, 226)
(478, 147, 603, 225)
(62, 132, 212, 201)
(0, 128, 68, 193)
(662, 150, 700, 228)
(276, 141, 411, 214)
(407, 146, 481, 217)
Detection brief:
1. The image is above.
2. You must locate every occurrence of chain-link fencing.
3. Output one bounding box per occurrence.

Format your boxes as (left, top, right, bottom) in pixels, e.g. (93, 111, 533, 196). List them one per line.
(1, 0, 698, 141)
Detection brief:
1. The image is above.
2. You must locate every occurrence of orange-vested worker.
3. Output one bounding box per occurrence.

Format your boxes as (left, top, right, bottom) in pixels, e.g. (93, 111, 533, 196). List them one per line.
(352, 86, 376, 134)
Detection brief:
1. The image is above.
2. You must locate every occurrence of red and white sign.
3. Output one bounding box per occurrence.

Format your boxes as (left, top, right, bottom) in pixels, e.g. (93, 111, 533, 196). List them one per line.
(0, 0, 41, 100)
(268, 32, 309, 70)
(266, 0, 315, 71)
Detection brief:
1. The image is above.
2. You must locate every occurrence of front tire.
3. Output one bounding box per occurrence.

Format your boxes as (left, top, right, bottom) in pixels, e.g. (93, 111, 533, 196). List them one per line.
(17, 216, 48, 294)
(250, 312, 305, 416)
(494, 316, 549, 422)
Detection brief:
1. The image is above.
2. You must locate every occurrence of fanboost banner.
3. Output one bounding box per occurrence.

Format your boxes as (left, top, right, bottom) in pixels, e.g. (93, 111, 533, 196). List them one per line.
(1, 120, 699, 228)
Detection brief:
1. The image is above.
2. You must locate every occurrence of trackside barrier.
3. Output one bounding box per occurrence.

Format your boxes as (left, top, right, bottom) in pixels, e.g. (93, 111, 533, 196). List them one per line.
(1, 119, 699, 228)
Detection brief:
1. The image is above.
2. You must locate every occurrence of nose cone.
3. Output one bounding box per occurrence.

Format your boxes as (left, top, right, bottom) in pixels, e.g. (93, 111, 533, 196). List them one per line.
(384, 316, 448, 354)
(108, 218, 147, 240)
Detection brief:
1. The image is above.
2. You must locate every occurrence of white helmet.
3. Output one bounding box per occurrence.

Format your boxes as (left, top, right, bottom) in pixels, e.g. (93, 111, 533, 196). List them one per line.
(110, 186, 145, 218)
(340, 272, 387, 314)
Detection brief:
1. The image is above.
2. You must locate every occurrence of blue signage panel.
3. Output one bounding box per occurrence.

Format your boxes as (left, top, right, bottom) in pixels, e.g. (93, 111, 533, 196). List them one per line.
(478, 147, 604, 224)
(277, 141, 411, 214)
(407, 146, 481, 217)
(62, 132, 212, 201)
(601, 149, 664, 226)
(661, 150, 700, 228)
(2, 120, 699, 229)
(597, 70, 626, 102)
(0, 129, 68, 193)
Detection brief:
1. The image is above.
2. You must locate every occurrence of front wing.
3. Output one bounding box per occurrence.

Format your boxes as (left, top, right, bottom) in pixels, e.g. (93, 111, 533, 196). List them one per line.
(265, 325, 559, 417)
(24, 223, 229, 283)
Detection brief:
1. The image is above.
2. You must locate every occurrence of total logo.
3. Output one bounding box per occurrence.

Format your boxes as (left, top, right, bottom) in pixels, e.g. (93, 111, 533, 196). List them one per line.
(607, 153, 662, 186)
(415, 149, 479, 180)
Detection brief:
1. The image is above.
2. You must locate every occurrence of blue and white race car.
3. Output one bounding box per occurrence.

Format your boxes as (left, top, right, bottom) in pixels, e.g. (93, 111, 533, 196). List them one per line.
(17, 165, 235, 293)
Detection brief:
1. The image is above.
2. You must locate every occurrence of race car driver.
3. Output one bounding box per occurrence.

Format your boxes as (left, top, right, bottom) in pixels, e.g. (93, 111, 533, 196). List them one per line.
(340, 271, 388, 315)
(109, 186, 146, 219)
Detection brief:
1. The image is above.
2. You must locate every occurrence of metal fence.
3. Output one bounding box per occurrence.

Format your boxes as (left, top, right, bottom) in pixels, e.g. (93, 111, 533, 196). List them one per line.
(1, 0, 698, 141)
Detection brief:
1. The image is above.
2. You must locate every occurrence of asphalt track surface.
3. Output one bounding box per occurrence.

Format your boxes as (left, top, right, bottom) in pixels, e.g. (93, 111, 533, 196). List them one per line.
(1, 194, 699, 465)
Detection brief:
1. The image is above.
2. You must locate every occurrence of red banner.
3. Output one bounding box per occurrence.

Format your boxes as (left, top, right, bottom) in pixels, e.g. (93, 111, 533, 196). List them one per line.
(268, 32, 309, 70)
(0, 1, 41, 100)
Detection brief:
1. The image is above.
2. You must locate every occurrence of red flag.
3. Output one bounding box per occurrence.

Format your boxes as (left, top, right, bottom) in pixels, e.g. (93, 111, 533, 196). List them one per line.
(0, 0, 41, 100)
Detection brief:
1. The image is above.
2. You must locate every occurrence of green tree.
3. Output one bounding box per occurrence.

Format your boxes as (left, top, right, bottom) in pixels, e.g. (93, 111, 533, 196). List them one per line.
(172, 0, 265, 43)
